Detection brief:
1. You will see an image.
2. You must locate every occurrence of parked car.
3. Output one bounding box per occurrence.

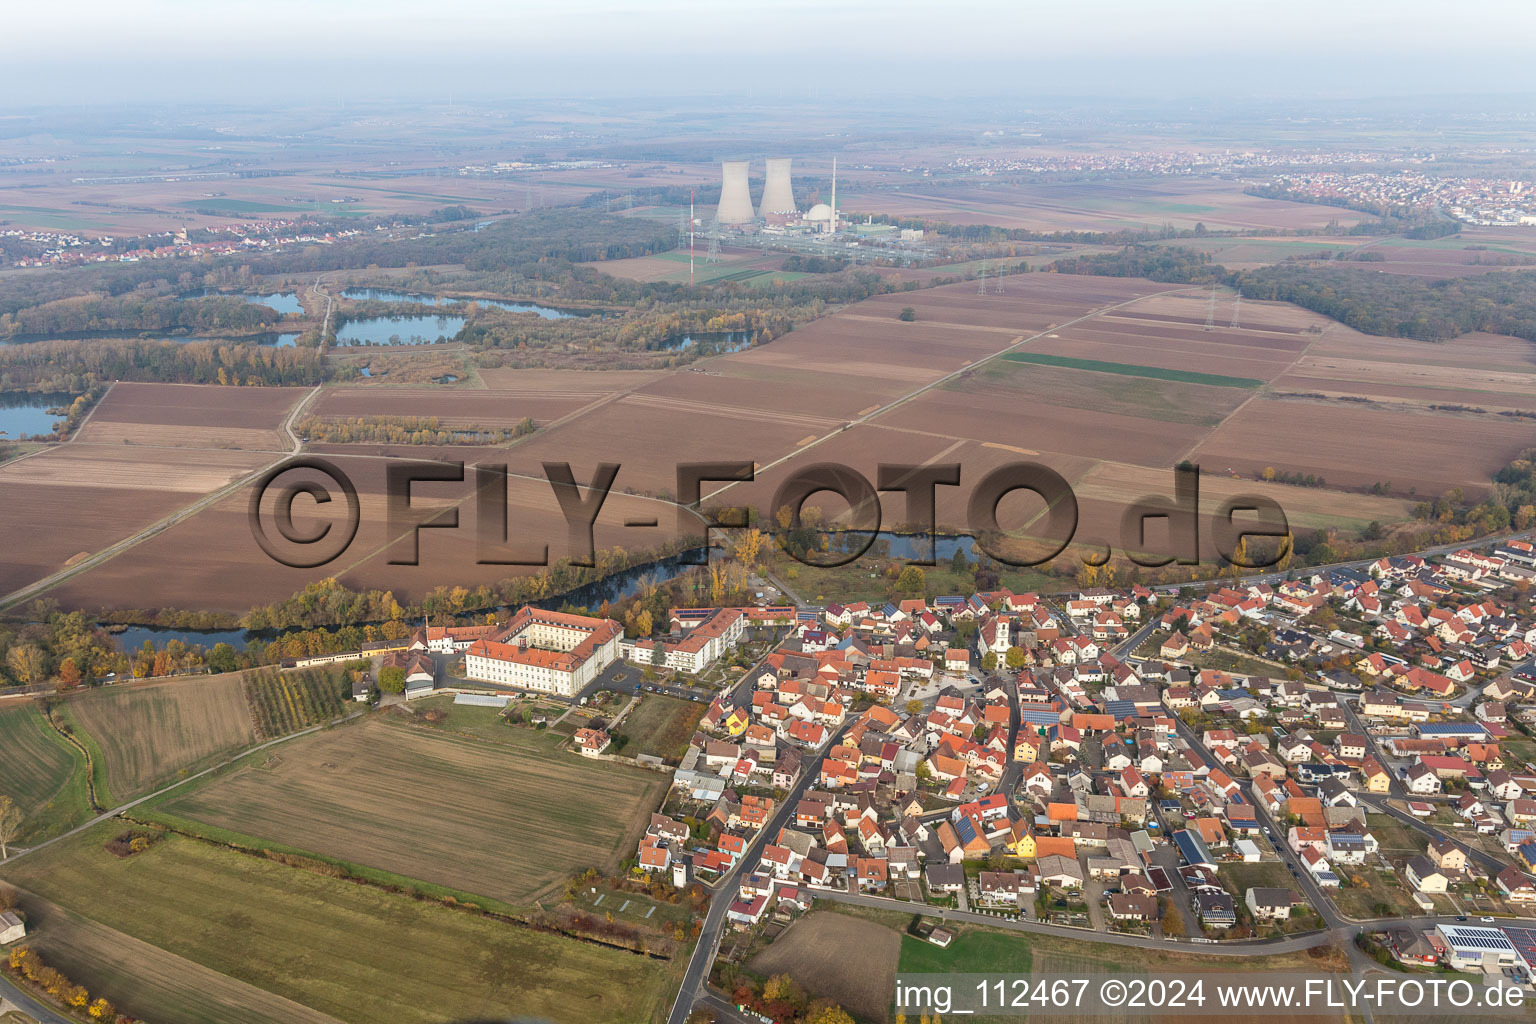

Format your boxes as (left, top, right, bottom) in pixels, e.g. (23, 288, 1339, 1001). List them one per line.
(1482, 916, 1497, 923)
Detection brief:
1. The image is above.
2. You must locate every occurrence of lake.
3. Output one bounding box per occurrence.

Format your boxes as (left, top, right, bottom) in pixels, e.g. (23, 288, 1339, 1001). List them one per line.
(0, 391, 75, 440)
(341, 288, 580, 320)
(656, 331, 752, 353)
(333, 314, 467, 346)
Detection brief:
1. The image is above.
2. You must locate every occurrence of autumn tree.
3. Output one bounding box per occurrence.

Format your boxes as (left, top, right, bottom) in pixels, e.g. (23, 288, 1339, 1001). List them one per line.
(1005, 646, 1026, 670)
(0, 796, 21, 858)
(905, 699, 924, 715)
(5, 644, 47, 686)
(896, 565, 926, 594)
(377, 666, 407, 694)
(807, 1004, 857, 1024)
(733, 528, 768, 568)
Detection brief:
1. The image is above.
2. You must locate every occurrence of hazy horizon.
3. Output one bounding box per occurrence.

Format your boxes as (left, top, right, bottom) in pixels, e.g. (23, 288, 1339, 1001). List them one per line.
(3, 0, 1536, 107)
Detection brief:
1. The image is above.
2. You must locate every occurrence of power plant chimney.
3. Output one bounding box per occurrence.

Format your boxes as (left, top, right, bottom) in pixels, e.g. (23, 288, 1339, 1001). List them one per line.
(715, 160, 755, 225)
(759, 158, 797, 218)
(830, 157, 838, 234)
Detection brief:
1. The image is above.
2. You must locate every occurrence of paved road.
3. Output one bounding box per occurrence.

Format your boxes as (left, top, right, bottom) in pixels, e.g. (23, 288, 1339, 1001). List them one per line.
(666, 721, 852, 1024)
(0, 973, 73, 1024)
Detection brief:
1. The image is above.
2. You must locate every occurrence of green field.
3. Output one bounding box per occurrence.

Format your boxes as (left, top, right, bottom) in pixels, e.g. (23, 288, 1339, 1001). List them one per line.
(178, 199, 307, 214)
(897, 928, 1034, 973)
(1001, 352, 1264, 389)
(0, 703, 90, 843)
(614, 695, 705, 763)
(1, 826, 672, 1024)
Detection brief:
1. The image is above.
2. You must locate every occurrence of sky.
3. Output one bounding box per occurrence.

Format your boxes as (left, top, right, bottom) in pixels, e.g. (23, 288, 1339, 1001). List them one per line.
(4, 0, 1536, 106)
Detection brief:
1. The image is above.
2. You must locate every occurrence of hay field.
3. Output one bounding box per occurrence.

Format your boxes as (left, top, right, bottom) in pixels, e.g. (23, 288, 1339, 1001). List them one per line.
(0, 702, 89, 842)
(155, 716, 667, 905)
(74, 382, 310, 449)
(60, 673, 257, 804)
(1, 826, 670, 1024)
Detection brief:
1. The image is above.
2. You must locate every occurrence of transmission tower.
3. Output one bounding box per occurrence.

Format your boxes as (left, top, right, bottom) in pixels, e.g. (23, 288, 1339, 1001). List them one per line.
(1230, 288, 1242, 330)
(1204, 285, 1217, 331)
(977, 262, 987, 295)
(677, 209, 689, 249)
(995, 264, 1005, 294)
(706, 223, 721, 263)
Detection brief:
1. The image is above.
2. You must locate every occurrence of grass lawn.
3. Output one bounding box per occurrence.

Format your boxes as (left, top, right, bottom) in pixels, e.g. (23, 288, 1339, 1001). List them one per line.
(1218, 861, 1295, 895)
(0, 703, 90, 843)
(1, 826, 672, 1024)
(1365, 814, 1428, 857)
(614, 695, 705, 763)
(897, 928, 1033, 973)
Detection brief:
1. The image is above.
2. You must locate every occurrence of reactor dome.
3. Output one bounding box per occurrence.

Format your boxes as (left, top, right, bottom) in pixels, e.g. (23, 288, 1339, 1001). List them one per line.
(804, 203, 833, 221)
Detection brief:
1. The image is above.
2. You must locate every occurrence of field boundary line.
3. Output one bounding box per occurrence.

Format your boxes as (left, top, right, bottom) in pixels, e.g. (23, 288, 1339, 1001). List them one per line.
(0, 709, 364, 868)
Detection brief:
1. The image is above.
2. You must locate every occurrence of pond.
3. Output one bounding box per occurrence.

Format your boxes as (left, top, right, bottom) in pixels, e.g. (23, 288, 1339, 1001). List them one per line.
(112, 625, 253, 652)
(187, 290, 304, 315)
(333, 314, 466, 347)
(341, 288, 581, 320)
(0, 391, 75, 439)
(656, 331, 752, 354)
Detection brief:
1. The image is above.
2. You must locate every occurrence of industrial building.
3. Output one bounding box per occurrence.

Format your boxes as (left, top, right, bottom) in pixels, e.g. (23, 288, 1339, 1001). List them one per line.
(1431, 925, 1519, 971)
(464, 607, 622, 698)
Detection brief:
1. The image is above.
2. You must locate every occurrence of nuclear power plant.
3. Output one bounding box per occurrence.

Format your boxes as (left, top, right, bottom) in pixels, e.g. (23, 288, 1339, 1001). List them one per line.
(758, 158, 797, 219)
(715, 160, 755, 225)
(713, 157, 836, 233)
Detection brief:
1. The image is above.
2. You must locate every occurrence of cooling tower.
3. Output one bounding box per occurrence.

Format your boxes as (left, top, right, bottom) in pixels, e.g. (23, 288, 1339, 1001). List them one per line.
(759, 158, 797, 218)
(716, 160, 755, 225)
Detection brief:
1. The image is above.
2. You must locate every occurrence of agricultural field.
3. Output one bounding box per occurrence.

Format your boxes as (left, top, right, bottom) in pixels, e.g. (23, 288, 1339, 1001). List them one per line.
(308, 385, 593, 429)
(613, 694, 706, 763)
(1, 826, 671, 1024)
(73, 382, 311, 449)
(57, 673, 258, 805)
(0, 444, 272, 596)
(23, 271, 1536, 612)
(243, 667, 352, 738)
(151, 715, 667, 905)
(16, 897, 345, 1024)
(835, 178, 1365, 233)
(583, 247, 793, 285)
(0, 701, 89, 843)
(748, 911, 902, 1024)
